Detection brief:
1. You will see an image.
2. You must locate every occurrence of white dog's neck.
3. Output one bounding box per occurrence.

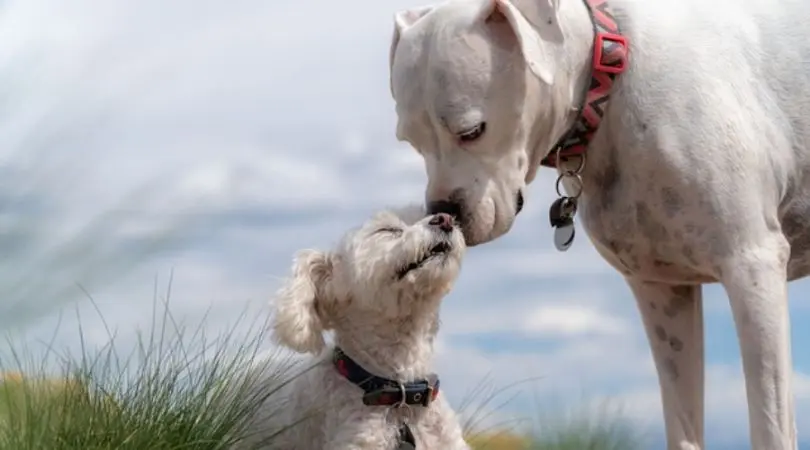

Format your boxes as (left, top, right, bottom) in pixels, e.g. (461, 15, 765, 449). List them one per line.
(524, 0, 602, 179)
(559, 0, 598, 85)
(553, 0, 629, 179)
(331, 294, 442, 382)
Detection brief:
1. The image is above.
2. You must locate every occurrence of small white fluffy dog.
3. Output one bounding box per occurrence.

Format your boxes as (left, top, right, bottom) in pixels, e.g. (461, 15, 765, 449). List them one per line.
(250, 206, 470, 450)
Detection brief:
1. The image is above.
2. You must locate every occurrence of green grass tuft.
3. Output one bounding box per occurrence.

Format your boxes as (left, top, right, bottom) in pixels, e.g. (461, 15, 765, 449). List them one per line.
(0, 290, 302, 450)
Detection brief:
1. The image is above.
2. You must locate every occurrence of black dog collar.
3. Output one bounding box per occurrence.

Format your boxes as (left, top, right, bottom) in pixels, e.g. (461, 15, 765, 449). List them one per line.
(332, 347, 440, 407)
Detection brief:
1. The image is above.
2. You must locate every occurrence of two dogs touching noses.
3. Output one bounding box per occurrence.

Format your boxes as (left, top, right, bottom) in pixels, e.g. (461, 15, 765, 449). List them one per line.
(260, 0, 810, 448)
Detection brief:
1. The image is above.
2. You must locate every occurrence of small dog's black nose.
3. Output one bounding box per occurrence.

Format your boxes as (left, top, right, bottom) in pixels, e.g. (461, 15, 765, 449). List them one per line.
(428, 213, 454, 232)
(426, 200, 461, 219)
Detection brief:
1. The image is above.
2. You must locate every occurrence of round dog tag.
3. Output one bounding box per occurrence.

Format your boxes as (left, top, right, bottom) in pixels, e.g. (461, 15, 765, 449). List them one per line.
(553, 223, 575, 252)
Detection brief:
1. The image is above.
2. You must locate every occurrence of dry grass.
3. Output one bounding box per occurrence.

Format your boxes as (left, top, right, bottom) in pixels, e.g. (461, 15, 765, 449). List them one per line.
(467, 431, 531, 449)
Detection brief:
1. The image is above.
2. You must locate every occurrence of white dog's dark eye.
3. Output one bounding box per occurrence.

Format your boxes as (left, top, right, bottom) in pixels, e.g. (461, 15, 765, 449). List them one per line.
(375, 227, 403, 236)
(458, 122, 486, 142)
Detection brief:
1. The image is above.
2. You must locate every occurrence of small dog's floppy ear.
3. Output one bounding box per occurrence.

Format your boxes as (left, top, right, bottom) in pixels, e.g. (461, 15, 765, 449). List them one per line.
(389, 5, 435, 96)
(272, 249, 334, 354)
(487, 0, 563, 85)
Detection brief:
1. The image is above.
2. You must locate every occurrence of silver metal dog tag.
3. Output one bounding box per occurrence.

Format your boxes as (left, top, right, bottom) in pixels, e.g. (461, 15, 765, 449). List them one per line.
(554, 223, 576, 252)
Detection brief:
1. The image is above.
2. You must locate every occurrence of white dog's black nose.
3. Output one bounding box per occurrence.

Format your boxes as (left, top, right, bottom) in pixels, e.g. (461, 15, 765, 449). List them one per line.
(426, 200, 461, 219)
(428, 213, 454, 232)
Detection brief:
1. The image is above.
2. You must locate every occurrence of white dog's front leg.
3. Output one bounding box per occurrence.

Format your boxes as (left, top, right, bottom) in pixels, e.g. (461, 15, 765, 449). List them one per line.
(719, 237, 797, 450)
(627, 279, 704, 450)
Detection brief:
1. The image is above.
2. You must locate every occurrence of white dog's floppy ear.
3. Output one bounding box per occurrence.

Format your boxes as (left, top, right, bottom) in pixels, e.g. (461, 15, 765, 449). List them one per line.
(389, 5, 434, 95)
(272, 249, 334, 354)
(488, 0, 563, 85)
(506, 0, 563, 42)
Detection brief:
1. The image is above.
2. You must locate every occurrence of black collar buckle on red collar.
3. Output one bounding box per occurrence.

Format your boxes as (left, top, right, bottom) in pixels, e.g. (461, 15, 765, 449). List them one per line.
(540, 0, 629, 169)
(333, 347, 440, 407)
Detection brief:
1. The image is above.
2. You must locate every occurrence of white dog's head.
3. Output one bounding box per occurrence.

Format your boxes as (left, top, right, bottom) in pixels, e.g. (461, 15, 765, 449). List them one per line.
(272, 206, 466, 354)
(389, 0, 576, 245)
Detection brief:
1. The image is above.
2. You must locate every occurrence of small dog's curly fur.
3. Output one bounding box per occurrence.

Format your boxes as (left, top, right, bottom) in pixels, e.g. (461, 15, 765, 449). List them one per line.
(240, 205, 470, 450)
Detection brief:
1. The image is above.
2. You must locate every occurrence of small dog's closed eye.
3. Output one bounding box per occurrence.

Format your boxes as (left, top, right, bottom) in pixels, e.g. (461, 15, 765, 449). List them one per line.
(374, 227, 403, 235)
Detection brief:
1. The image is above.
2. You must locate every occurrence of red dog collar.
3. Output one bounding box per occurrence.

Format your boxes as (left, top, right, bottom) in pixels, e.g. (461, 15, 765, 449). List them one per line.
(540, 0, 629, 168)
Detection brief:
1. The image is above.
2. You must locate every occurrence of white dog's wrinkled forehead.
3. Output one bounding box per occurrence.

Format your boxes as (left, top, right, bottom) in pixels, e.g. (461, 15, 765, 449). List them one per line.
(392, 1, 495, 108)
(391, 0, 532, 149)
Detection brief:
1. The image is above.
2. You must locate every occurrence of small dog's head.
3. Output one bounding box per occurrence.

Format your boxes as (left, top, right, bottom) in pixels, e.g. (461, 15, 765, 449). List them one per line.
(272, 205, 466, 354)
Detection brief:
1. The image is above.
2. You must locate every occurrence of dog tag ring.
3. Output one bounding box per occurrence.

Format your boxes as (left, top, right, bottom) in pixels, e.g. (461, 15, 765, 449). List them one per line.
(397, 424, 416, 450)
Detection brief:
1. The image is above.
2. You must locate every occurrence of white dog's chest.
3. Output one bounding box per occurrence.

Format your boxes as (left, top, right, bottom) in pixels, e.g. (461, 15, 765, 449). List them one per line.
(573, 151, 810, 284)
(566, 156, 731, 284)
(579, 199, 719, 284)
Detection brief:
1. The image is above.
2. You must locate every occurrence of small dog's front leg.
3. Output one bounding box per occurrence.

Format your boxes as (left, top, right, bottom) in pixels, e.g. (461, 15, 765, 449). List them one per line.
(323, 412, 400, 450)
(322, 433, 399, 450)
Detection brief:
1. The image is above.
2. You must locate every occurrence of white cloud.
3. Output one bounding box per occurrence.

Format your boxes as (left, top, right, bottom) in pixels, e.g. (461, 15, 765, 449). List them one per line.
(489, 243, 616, 279)
(522, 304, 630, 337)
(440, 283, 638, 339)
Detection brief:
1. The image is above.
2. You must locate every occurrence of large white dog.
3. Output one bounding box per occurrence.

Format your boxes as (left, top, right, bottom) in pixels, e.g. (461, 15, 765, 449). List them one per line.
(388, 0, 809, 449)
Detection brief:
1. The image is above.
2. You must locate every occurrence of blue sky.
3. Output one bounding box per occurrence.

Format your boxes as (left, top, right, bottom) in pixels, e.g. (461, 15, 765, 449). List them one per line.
(0, 0, 809, 447)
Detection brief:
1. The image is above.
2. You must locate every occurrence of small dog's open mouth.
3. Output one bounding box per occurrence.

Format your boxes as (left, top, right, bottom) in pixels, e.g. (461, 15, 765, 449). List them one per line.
(396, 241, 452, 279)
